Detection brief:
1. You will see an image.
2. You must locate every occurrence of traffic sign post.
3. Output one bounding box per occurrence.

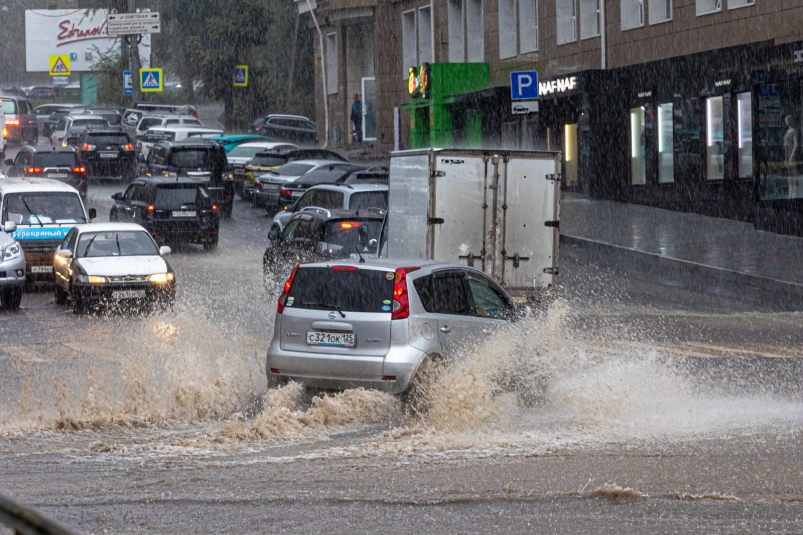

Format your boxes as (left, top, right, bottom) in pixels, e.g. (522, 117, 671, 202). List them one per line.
(234, 65, 248, 87)
(49, 54, 71, 77)
(510, 70, 539, 100)
(123, 70, 133, 96)
(107, 12, 161, 36)
(52, 77, 69, 86)
(140, 68, 163, 92)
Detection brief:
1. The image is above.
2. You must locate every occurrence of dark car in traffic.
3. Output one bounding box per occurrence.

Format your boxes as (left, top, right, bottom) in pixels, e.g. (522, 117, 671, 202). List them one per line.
(263, 209, 383, 276)
(4, 145, 88, 201)
(140, 139, 234, 218)
(110, 177, 220, 250)
(76, 128, 137, 181)
(249, 114, 316, 145)
(0, 96, 38, 144)
(277, 166, 388, 211)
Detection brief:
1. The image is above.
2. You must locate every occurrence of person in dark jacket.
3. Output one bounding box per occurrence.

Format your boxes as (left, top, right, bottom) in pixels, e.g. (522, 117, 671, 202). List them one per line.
(350, 93, 363, 143)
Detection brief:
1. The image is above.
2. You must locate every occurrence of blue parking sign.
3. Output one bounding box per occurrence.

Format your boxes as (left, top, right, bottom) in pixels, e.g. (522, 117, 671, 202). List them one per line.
(123, 70, 132, 96)
(510, 70, 539, 100)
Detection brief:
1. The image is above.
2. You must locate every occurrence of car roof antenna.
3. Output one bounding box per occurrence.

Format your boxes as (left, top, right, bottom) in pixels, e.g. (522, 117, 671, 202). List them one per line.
(355, 246, 365, 263)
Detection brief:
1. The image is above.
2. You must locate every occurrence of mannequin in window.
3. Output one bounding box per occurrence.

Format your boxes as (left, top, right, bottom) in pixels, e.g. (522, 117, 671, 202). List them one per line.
(784, 115, 799, 199)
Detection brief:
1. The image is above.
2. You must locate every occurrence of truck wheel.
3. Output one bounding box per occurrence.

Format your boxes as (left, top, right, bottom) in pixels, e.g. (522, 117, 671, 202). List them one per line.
(1, 288, 22, 310)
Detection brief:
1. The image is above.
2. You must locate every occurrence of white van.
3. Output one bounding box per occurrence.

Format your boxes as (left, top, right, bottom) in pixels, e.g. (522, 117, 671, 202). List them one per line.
(50, 115, 109, 145)
(0, 176, 95, 282)
(136, 126, 223, 158)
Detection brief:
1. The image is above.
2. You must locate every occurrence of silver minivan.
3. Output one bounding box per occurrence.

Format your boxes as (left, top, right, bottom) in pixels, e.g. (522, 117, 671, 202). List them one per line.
(266, 258, 522, 396)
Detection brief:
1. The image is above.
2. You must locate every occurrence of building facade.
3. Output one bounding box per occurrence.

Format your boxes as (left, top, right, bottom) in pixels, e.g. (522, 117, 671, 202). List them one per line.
(297, 0, 803, 236)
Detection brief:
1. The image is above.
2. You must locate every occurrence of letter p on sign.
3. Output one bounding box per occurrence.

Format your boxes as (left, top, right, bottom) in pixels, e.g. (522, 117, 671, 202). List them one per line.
(510, 70, 539, 100)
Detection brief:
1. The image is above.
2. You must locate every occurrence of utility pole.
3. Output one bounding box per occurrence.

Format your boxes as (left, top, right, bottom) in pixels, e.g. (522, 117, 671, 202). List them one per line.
(127, 0, 142, 103)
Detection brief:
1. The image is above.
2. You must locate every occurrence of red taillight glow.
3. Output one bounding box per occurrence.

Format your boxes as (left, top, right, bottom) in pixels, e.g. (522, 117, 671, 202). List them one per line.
(212, 204, 218, 211)
(81, 144, 96, 151)
(270, 368, 281, 374)
(147, 204, 155, 211)
(25, 167, 43, 174)
(391, 267, 420, 320)
(5, 119, 20, 126)
(280, 187, 292, 196)
(277, 263, 300, 314)
(71, 166, 86, 173)
(256, 126, 263, 131)
(255, 182, 262, 190)
(123, 143, 135, 151)
(382, 376, 397, 381)
(339, 222, 360, 230)
(225, 194, 232, 199)
(331, 265, 358, 272)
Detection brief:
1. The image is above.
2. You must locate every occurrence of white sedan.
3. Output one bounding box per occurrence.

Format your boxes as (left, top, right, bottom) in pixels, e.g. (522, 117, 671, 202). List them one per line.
(52, 222, 176, 313)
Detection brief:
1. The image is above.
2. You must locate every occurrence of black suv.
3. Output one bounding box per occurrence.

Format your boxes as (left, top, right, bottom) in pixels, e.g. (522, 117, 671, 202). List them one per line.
(76, 127, 137, 181)
(141, 139, 234, 218)
(263, 208, 383, 275)
(4, 145, 88, 201)
(110, 177, 220, 250)
(0, 96, 37, 144)
(277, 166, 388, 211)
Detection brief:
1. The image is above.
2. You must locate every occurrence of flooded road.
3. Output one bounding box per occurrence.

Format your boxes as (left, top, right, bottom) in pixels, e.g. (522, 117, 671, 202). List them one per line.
(1, 185, 803, 533)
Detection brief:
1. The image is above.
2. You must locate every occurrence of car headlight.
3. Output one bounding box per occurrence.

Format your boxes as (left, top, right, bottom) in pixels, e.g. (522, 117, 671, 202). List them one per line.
(77, 275, 107, 284)
(2, 242, 21, 261)
(163, 172, 178, 178)
(149, 272, 174, 284)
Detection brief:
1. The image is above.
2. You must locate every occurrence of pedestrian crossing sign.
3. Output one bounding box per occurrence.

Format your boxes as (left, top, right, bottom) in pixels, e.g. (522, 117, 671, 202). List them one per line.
(49, 55, 71, 76)
(234, 65, 248, 87)
(140, 68, 163, 93)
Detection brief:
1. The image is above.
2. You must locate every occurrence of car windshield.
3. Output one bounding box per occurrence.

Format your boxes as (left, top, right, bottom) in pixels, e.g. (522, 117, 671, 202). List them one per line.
(2, 192, 84, 225)
(33, 153, 77, 167)
(155, 185, 205, 208)
(270, 163, 315, 176)
(228, 145, 268, 158)
(168, 148, 215, 168)
(86, 133, 130, 146)
(288, 266, 394, 313)
(323, 220, 383, 253)
(76, 231, 159, 258)
(0, 100, 18, 114)
(348, 191, 388, 211)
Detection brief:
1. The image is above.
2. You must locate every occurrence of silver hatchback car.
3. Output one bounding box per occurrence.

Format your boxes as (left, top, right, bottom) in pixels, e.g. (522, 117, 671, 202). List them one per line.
(266, 258, 522, 395)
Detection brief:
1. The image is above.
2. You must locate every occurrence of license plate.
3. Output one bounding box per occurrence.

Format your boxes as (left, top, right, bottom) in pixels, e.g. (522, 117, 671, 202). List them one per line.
(48, 173, 68, 179)
(291, 191, 303, 197)
(172, 211, 197, 217)
(113, 290, 146, 299)
(263, 184, 278, 190)
(100, 153, 117, 158)
(306, 331, 355, 347)
(31, 265, 53, 273)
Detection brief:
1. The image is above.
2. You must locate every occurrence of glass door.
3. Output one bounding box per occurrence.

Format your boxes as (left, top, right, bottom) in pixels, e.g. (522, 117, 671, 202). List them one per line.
(361, 77, 377, 141)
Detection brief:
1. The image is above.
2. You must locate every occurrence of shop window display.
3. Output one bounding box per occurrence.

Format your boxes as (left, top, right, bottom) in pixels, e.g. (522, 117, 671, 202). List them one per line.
(758, 81, 803, 200)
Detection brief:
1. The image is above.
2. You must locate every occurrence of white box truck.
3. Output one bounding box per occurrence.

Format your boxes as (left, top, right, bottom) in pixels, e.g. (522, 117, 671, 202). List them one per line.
(384, 148, 561, 302)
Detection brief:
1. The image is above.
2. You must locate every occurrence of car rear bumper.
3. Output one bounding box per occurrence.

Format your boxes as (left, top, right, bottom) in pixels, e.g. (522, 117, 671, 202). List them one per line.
(253, 189, 279, 208)
(144, 220, 219, 244)
(266, 338, 423, 395)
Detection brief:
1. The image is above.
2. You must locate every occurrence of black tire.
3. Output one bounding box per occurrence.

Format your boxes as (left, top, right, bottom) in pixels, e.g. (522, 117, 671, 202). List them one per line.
(401, 356, 441, 417)
(54, 285, 68, 306)
(203, 237, 218, 252)
(71, 287, 85, 314)
(1, 288, 22, 311)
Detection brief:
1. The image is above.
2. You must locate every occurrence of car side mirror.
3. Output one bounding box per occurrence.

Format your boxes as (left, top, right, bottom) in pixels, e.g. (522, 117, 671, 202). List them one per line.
(268, 229, 279, 241)
(4, 158, 13, 166)
(88, 208, 97, 220)
(112, 192, 122, 201)
(3, 221, 16, 233)
(159, 246, 171, 256)
(57, 248, 72, 259)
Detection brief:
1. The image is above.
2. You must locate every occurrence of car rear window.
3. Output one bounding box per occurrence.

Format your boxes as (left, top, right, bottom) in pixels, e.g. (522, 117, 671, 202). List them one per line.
(168, 148, 215, 168)
(250, 155, 287, 167)
(73, 118, 107, 127)
(323, 220, 383, 253)
(155, 184, 207, 208)
(87, 133, 131, 145)
(0, 100, 18, 114)
(139, 118, 163, 130)
(348, 191, 388, 211)
(289, 267, 394, 313)
(33, 152, 78, 167)
(270, 163, 314, 176)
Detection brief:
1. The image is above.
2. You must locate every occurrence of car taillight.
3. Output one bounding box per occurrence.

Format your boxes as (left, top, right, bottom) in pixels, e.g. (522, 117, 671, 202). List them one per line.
(280, 187, 291, 196)
(331, 265, 358, 272)
(277, 263, 300, 313)
(5, 119, 20, 126)
(147, 204, 155, 211)
(212, 204, 218, 211)
(225, 194, 232, 199)
(72, 166, 86, 173)
(25, 167, 43, 174)
(339, 222, 360, 230)
(2, 128, 7, 137)
(256, 126, 263, 131)
(255, 182, 262, 190)
(391, 267, 420, 320)
(82, 144, 96, 151)
(123, 143, 135, 151)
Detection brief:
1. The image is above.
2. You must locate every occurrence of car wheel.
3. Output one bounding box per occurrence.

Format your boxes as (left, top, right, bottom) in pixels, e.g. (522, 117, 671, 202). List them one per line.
(54, 285, 68, 306)
(71, 288, 85, 314)
(203, 238, 218, 252)
(400, 356, 442, 417)
(1, 288, 22, 311)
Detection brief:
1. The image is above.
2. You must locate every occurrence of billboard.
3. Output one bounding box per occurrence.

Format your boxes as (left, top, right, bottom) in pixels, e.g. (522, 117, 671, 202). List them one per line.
(25, 9, 151, 73)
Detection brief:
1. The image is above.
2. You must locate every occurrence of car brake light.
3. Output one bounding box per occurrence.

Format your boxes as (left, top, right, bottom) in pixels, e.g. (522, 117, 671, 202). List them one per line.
(72, 166, 86, 173)
(2, 128, 7, 138)
(391, 267, 420, 320)
(277, 263, 300, 313)
(147, 204, 155, 211)
(25, 167, 43, 174)
(280, 187, 292, 196)
(339, 222, 360, 230)
(212, 204, 218, 211)
(123, 143, 135, 151)
(270, 368, 281, 374)
(5, 119, 20, 126)
(255, 182, 262, 190)
(256, 126, 263, 131)
(82, 144, 96, 151)
(331, 265, 358, 272)
(225, 194, 232, 199)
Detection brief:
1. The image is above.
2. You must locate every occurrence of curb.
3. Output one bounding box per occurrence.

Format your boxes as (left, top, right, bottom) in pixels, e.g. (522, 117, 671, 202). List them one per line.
(560, 234, 803, 310)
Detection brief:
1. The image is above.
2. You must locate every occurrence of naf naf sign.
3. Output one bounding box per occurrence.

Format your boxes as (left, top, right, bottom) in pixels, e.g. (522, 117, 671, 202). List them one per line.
(510, 70, 539, 100)
(539, 76, 579, 97)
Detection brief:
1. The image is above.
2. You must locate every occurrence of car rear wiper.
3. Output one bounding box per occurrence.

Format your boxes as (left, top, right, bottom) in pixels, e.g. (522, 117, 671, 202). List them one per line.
(115, 233, 121, 256)
(304, 302, 346, 318)
(19, 197, 43, 227)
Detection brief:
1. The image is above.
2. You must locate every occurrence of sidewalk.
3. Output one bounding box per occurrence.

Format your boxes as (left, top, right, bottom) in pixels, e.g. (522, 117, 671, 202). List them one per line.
(559, 193, 803, 304)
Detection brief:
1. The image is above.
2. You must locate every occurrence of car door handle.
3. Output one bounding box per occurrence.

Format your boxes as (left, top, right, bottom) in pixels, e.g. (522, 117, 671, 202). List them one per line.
(440, 326, 451, 333)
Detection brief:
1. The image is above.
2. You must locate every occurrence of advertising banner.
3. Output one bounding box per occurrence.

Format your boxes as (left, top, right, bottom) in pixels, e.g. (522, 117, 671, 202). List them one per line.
(25, 9, 151, 72)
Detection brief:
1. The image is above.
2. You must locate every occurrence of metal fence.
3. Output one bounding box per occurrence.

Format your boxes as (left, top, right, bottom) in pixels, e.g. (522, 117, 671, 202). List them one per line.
(0, 493, 80, 535)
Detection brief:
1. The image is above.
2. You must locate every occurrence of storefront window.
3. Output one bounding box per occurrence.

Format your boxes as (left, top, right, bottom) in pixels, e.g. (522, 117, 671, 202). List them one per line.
(658, 103, 674, 183)
(564, 123, 578, 186)
(630, 106, 646, 185)
(737, 92, 752, 178)
(758, 81, 803, 200)
(706, 96, 724, 180)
